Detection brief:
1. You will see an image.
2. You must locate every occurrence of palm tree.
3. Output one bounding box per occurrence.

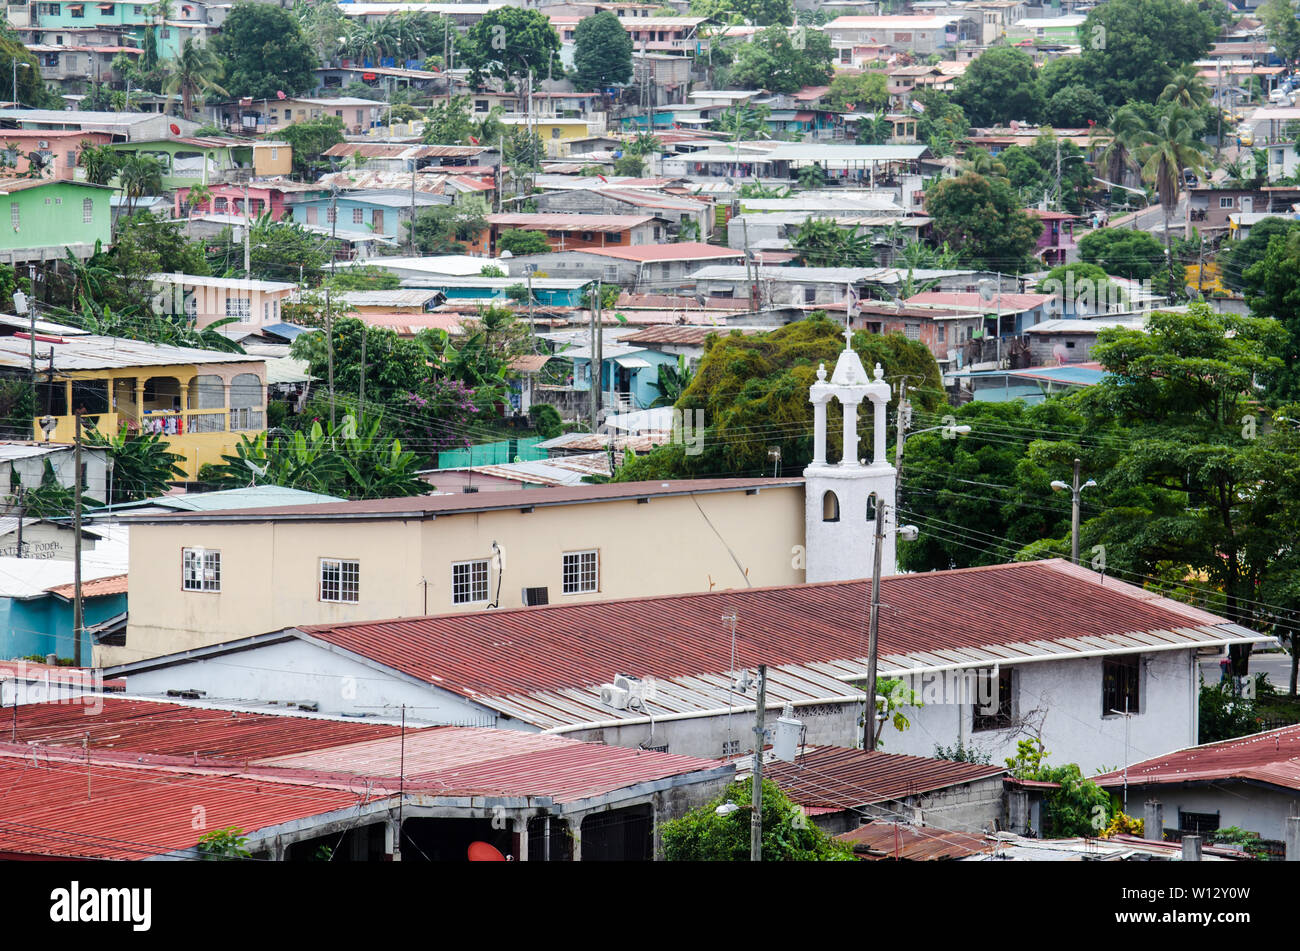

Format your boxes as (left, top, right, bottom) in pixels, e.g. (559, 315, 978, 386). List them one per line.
(1160, 65, 1210, 110)
(117, 152, 165, 219)
(164, 39, 228, 118)
(1131, 104, 1209, 294)
(961, 146, 1006, 179)
(855, 114, 892, 145)
(1096, 103, 1146, 200)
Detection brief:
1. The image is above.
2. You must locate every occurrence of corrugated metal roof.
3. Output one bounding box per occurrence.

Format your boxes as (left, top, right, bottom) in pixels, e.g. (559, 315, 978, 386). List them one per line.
(836, 821, 992, 860)
(129, 477, 800, 522)
(762, 747, 1006, 809)
(0, 334, 255, 372)
(581, 242, 741, 263)
(487, 213, 657, 230)
(619, 325, 761, 345)
(46, 573, 127, 599)
(284, 560, 1264, 729)
(1094, 724, 1300, 793)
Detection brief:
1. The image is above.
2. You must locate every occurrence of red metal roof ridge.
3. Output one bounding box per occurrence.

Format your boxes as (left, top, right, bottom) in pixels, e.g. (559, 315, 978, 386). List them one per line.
(295, 558, 1068, 638)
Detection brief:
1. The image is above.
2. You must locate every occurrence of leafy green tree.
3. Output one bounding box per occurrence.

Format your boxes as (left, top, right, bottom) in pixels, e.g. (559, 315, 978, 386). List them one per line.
(1005, 741, 1113, 838)
(1077, 227, 1166, 280)
(210, 1, 319, 99)
(649, 355, 694, 408)
(660, 779, 852, 861)
(791, 217, 875, 267)
(952, 46, 1043, 127)
(1223, 216, 1300, 293)
(0, 34, 55, 108)
(1043, 85, 1107, 128)
(689, 0, 794, 26)
(1038, 56, 1088, 101)
(613, 154, 646, 177)
(924, 172, 1041, 272)
(84, 426, 185, 505)
(114, 212, 211, 277)
(496, 228, 551, 256)
(422, 95, 497, 146)
(196, 827, 252, 860)
(1245, 230, 1300, 401)
(855, 114, 893, 145)
(277, 116, 345, 178)
(710, 103, 771, 139)
(206, 213, 333, 285)
(1262, 0, 1300, 64)
(573, 11, 633, 90)
(19, 460, 95, 518)
(912, 89, 968, 156)
(457, 7, 560, 90)
(826, 72, 887, 113)
(1199, 678, 1265, 743)
(1079, 0, 1218, 106)
(613, 316, 943, 480)
(203, 416, 427, 499)
(528, 403, 562, 439)
(408, 199, 489, 255)
(291, 316, 429, 407)
(727, 24, 833, 94)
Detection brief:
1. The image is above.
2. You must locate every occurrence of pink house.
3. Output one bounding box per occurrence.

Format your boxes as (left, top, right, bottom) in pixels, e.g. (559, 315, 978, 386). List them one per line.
(1027, 209, 1077, 267)
(0, 130, 114, 181)
(174, 181, 324, 221)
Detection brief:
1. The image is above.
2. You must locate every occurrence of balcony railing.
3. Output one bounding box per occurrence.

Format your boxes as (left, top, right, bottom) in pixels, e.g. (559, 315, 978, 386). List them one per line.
(34, 408, 253, 443)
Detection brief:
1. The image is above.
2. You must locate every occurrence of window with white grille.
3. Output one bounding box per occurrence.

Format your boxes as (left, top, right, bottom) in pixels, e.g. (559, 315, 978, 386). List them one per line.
(82, 197, 93, 222)
(452, 559, 489, 604)
(562, 550, 598, 594)
(225, 297, 251, 318)
(9, 203, 18, 229)
(182, 548, 221, 592)
(320, 558, 360, 603)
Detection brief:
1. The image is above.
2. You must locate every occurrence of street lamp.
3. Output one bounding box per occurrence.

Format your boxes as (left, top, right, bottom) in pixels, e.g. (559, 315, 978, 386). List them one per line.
(1050, 457, 1097, 566)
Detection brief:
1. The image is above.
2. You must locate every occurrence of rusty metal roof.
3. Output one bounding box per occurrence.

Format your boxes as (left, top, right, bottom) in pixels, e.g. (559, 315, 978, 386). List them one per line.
(46, 573, 128, 600)
(619, 325, 760, 345)
(836, 821, 992, 860)
(487, 213, 657, 231)
(763, 747, 1006, 809)
(1094, 724, 1300, 793)
(283, 560, 1264, 730)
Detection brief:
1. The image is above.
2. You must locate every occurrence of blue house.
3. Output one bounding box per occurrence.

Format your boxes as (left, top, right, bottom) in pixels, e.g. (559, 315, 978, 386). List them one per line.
(566, 342, 676, 411)
(290, 189, 451, 242)
(0, 567, 127, 663)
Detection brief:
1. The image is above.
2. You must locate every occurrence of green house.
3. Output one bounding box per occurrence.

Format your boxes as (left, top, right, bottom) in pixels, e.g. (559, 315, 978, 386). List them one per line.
(0, 177, 112, 263)
(110, 137, 253, 188)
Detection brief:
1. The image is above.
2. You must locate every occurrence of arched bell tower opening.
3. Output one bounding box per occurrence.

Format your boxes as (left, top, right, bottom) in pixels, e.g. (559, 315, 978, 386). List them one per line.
(803, 327, 897, 582)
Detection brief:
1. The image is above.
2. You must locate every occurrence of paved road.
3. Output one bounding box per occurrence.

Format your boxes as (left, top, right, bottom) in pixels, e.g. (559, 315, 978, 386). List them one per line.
(1198, 651, 1296, 692)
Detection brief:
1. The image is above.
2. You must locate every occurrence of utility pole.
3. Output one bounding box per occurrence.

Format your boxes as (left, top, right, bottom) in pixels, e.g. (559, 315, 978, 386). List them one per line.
(14, 486, 23, 559)
(358, 322, 367, 425)
(592, 280, 603, 426)
(72, 410, 83, 668)
(893, 379, 909, 498)
(243, 178, 251, 277)
(27, 264, 36, 408)
(324, 287, 336, 431)
(409, 155, 417, 255)
(864, 500, 886, 751)
(751, 663, 767, 862)
(525, 264, 536, 349)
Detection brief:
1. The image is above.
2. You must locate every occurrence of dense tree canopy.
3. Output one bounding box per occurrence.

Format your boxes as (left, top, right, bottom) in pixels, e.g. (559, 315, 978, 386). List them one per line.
(727, 24, 833, 94)
(456, 8, 561, 89)
(210, 2, 320, 100)
(923, 173, 1041, 272)
(660, 780, 851, 861)
(952, 46, 1043, 127)
(825, 72, 888, 113)
(689, 0, 794, 26)
(573, 11, 634, 90)
(1078, 0, 1218, 105)
(1077, 228, 1167, 280)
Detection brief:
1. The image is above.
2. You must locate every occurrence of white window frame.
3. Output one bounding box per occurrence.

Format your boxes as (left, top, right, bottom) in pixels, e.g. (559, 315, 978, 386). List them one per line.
(182, 547, 221, 592)
(1219, 196, 1235, 209)
(452, 558, 490, 604)
(320, 558, 360, 603)
(562, 549, 599, 595)
(225, 296, 251, 318)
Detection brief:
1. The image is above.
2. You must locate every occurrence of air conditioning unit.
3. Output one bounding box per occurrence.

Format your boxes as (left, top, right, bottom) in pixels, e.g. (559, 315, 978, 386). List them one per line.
(522, 586, 549, 606)
(599, 683, 630, 709)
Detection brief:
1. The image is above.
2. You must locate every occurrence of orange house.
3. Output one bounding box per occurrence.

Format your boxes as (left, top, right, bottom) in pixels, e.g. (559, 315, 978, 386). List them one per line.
(0, 130, 114, 180)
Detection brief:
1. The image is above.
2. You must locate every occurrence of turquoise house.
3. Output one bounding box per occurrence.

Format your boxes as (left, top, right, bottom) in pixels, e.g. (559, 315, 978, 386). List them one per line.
(568, 343, 675, 411)
(30, 1, 186, 57)
(0, 571, 126, 663)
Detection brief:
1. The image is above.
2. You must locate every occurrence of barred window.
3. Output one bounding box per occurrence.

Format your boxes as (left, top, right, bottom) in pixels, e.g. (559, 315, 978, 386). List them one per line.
(452, 559, 489, 604)
(352, 207, 363, 224)
(82, 197, 93, 222)
(10, 203, 18, 229)
(182, 548, 221, 592)
(562, 550, 598, 594)
(225, 297, 251, 318)
(320, 558, 359, 603)
(1103, 654, 1141, 715)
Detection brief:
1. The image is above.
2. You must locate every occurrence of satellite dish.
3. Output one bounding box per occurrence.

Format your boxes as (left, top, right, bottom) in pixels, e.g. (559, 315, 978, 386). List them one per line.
(170, 123, 181, 136)
(467, 841, 507, 862)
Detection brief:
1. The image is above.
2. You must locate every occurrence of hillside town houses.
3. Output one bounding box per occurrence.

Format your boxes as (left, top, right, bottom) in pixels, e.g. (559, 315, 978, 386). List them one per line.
(0, 0, 1296, 882)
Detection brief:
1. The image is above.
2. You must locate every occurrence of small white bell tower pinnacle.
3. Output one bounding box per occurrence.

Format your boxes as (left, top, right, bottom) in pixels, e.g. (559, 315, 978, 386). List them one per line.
(803, 336, 897, 582)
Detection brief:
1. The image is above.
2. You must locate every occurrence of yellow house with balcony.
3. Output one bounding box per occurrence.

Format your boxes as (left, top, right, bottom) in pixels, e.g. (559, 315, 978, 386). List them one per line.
(0, 328, 266, 481)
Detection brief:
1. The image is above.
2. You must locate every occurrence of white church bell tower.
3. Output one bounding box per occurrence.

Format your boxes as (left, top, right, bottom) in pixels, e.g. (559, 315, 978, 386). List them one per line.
(804, 328, 897, 582)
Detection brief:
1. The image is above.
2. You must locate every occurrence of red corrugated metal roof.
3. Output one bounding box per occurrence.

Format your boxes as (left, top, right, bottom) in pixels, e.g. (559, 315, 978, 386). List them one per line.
(836, 821, 990, 860)
(0, 750, 361, 860)
(763, 747, 1006, 809)
(8, 696, 406, 760)
(295, 560, 1230, 699)
(487, 213, 657, 231)
(1094, 725, 1300, 793)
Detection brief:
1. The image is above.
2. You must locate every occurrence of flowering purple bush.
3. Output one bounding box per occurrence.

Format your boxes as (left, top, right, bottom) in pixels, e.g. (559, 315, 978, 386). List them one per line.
(401, 378, 484, 454)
